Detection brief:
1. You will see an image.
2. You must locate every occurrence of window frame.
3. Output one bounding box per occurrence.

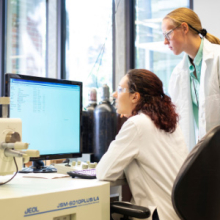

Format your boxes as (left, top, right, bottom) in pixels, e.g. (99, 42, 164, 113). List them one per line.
(125, 0, 135, 71)
(0, 0, 7, 97)
(57, 0, 66, 80)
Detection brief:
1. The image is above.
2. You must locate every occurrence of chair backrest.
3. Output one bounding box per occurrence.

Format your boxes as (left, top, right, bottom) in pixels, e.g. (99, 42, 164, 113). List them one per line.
(172, 126, 220, 220)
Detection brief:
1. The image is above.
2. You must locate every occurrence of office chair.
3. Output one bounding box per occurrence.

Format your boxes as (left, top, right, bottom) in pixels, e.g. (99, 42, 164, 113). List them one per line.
(110, 125, 220, 220)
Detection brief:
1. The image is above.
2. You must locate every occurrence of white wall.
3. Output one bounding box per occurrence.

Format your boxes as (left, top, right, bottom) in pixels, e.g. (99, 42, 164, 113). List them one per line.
(194, 0, 220, 39)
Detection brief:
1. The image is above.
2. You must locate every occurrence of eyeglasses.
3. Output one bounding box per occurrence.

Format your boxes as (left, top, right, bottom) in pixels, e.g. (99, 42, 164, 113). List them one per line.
(117, 85, 129, 94)
(163, 24, 181, 41)
(116, 85, 135, 94)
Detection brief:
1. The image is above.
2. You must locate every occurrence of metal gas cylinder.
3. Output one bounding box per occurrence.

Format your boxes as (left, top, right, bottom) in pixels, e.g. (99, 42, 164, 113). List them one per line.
(82, 88, 97, 153)
(92, 84, 117, 162)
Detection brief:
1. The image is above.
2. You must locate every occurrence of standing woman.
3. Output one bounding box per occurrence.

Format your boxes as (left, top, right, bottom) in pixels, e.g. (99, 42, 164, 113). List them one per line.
(162, 7, 220, 150)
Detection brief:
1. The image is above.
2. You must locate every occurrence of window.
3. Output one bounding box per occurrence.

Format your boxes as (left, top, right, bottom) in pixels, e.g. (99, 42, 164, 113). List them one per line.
(3, 0, 114, 105)
(65, 0, 113, 106)
(6, 0, 46, 77)
(135, 0, 190, 94)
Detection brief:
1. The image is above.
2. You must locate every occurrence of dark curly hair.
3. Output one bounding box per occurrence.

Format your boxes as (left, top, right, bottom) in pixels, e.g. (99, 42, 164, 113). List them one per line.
(127, 69, 178, 133)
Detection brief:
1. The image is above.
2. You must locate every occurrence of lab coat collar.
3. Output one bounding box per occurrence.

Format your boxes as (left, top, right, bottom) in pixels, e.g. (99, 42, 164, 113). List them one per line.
(181, 53, 191, 72)
(203, 38, 214, 60)
(181, 38, 213, 71)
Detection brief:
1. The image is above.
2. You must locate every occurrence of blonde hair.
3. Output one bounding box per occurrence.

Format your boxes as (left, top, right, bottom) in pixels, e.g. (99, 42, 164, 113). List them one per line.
(164, 7, 220, 45)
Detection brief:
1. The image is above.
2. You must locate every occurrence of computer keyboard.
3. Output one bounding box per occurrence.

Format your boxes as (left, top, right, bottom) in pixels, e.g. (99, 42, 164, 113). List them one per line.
(67, 169, 96, 179)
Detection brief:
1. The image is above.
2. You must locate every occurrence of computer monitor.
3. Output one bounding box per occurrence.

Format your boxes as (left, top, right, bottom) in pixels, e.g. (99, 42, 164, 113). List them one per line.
(5, 73, 82, 172)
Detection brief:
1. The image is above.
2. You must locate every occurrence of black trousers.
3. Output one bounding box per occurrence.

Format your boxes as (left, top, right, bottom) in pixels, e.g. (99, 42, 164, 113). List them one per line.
(152, 209, 160, 220)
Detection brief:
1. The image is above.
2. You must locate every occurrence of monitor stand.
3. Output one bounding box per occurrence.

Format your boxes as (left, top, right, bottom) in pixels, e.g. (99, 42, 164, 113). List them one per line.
(19, 160, 57, 173)
(63, 158, 71, 167)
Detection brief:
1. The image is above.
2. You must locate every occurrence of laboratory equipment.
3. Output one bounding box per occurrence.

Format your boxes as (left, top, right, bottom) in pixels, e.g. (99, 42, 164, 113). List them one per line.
(5, 74, 82, 172)
(0, 176, 110, 220)
(82, 88, 97, 153)
(92, 84, 117, 162)
(0, 97, 39, 177)
(0, 118, 39, 176)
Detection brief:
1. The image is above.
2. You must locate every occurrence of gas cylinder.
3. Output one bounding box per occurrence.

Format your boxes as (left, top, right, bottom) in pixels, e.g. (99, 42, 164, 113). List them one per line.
(82, 88, 97, 153)
(92, 84, 117, 162)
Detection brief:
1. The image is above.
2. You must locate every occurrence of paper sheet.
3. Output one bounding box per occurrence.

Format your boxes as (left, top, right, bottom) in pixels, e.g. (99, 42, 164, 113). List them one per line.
(22, 173, 70, 179)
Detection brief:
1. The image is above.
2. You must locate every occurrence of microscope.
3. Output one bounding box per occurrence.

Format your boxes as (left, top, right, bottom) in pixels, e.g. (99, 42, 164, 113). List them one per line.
(0, 97, 39, 176)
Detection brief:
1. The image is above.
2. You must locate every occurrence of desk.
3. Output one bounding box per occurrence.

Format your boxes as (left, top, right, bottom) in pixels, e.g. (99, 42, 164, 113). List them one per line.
(0, 174, 110, 220)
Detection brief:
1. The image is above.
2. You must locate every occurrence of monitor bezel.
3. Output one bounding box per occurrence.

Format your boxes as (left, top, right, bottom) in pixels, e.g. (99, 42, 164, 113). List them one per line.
(5, 73, 83, 161)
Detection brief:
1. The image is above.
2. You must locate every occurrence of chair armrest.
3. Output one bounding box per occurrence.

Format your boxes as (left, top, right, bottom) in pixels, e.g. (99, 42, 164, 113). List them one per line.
(110, 201, 151, 219)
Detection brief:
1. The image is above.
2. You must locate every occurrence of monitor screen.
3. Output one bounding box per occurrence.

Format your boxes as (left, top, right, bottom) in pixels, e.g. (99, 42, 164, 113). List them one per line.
(5, 74, 82, 161)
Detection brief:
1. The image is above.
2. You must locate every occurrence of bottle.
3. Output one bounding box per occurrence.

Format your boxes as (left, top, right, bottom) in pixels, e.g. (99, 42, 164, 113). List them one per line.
(82, 88, 97, 153)
(92, 84, 117, 162)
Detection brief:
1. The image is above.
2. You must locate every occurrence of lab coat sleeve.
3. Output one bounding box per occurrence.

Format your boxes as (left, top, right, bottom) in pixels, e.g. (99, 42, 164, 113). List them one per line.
(96, 119, 139, 181)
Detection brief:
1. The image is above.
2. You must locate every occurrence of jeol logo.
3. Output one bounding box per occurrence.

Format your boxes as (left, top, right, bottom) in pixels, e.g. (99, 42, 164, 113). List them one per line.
(25, 207, 39, 215)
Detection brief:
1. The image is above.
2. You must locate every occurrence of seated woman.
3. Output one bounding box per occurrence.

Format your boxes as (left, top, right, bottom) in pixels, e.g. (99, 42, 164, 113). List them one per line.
(96, 69, 188, 220)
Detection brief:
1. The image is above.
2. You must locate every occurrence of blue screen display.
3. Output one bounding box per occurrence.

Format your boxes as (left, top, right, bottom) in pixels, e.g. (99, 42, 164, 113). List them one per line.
(9, 78, 81, 156)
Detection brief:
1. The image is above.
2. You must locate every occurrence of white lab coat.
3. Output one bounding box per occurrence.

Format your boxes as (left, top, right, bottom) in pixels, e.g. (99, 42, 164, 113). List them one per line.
(96, 113, 188, 220)
(169, 38, 220, 151)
